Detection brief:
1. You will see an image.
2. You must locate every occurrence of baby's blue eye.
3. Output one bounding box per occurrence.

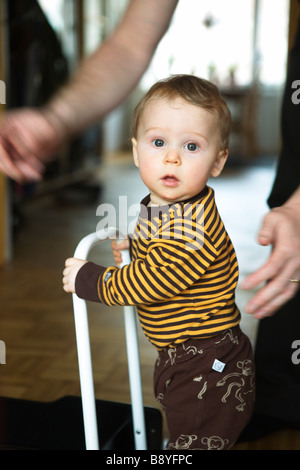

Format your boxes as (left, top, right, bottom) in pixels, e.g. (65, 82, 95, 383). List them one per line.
(185, 142, 198, 151)
(153, 139, 165, 147)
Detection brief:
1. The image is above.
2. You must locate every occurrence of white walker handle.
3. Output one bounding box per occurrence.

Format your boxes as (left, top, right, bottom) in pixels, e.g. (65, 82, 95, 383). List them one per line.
(119, 248, 147, 450)
(72, 293, 99, 450)
(72, 228, 147, 450)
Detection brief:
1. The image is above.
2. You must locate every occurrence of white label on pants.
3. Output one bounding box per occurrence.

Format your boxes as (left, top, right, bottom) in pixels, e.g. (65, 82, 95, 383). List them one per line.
(212, 359, 226, 373)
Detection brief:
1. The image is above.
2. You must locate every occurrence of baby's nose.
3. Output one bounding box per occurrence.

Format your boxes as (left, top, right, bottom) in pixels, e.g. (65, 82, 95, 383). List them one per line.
(164, 149, 181, 165)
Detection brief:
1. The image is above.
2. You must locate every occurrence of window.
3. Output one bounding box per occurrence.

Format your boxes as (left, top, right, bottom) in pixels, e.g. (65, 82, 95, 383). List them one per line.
(141, 0, 289, 90)
(38, 0, 64, 34)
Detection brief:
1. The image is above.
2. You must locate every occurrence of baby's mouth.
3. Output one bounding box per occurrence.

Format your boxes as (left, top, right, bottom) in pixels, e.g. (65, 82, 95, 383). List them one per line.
(161, 175, 179, 186)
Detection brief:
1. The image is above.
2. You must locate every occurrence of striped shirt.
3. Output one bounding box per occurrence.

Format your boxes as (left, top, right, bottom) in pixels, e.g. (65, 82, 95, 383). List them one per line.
(76, 186, 241, 350)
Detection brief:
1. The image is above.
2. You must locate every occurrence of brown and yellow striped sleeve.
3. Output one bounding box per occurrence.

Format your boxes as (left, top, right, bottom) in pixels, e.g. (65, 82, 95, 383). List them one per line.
(75, 231, 219, 307)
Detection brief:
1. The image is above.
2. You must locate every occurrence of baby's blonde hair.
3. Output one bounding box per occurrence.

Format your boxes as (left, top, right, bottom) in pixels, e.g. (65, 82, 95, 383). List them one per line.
(132, 74, 232, 150)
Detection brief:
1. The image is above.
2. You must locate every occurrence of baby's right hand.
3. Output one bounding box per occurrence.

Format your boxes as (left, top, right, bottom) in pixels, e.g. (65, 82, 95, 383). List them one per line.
(111, 238, 130, 266)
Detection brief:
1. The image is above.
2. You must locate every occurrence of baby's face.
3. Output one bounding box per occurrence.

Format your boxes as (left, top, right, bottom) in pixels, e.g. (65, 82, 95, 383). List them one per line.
(132, 97, 228, 205)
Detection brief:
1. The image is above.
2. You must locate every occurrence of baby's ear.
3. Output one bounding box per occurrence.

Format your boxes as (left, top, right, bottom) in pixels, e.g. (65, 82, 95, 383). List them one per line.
(211, 149, 228, 177)
(131, 138, 139, 168)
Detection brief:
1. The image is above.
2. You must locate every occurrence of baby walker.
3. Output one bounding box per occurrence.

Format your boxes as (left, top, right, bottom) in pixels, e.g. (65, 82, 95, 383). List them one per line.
(72, 228, 147, 450)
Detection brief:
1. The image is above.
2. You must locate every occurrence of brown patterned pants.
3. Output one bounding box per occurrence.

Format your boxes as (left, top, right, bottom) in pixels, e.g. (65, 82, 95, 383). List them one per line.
(154, 326, 255, 450)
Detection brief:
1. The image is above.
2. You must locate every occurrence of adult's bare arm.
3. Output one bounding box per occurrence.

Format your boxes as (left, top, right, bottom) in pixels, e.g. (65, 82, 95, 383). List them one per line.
(45, 0, 179, 136)
(242, 185, 300, 318)
(0, 0, 179, 182)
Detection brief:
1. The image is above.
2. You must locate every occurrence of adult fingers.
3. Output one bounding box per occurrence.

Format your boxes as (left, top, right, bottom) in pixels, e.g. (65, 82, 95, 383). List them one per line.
(245, 261, 300, 318)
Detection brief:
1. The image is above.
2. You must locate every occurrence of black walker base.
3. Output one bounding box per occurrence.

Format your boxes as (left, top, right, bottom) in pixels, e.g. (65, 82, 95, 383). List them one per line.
(0, 396, 162, 450)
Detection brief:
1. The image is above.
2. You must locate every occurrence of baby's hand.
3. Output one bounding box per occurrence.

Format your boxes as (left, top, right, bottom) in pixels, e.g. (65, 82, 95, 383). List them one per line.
(111, 239, 130, 266)
(63, 258, 88, 293)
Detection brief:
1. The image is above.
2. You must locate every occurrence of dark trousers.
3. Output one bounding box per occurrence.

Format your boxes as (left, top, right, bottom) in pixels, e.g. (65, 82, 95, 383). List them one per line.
(255, 292, 300, 422)
(154, 327, 255, 450)
(254, 16, 300, 422)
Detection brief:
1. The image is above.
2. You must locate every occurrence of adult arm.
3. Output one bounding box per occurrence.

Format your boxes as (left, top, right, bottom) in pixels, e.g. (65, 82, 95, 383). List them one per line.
(243, 185, 300, 318)
(44, 0, 179, 137)
(0, 0, 179, 182)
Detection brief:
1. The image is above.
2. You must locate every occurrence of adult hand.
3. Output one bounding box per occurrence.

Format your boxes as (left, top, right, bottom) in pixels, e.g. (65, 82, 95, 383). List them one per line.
(0, 108, 63, 182)
(0, 0, 179, 184)
(242, 199, 300, 319)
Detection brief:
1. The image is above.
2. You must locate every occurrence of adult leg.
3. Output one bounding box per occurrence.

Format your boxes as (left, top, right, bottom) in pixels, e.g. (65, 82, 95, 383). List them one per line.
(255, 292, 300, 423)
(240, 15, 300, 441)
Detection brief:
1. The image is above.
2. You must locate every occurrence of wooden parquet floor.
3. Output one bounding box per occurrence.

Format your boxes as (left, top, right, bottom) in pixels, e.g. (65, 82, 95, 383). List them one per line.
(0, 163, 300, 450)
